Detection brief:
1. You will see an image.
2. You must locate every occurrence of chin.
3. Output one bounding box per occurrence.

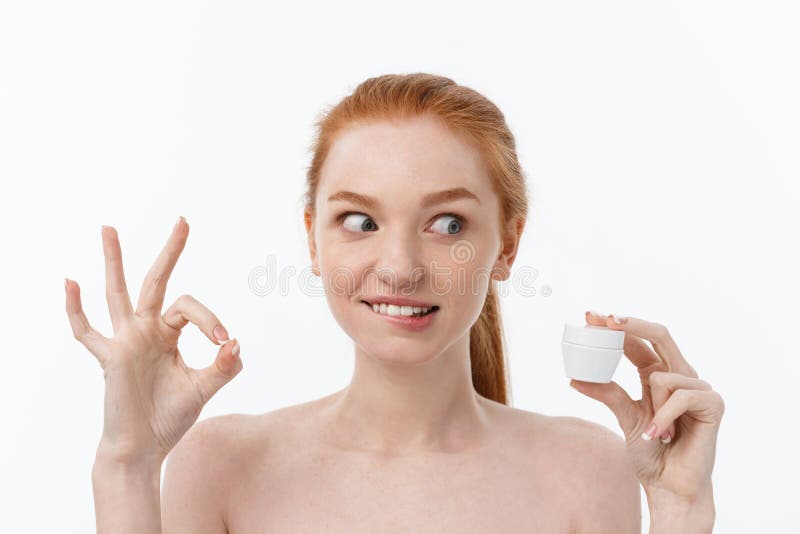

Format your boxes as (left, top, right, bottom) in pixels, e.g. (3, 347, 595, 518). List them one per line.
(358, 338, 444, 366)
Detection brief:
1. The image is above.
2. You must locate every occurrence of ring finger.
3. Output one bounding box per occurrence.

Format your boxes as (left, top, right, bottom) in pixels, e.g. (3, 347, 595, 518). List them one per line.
(101, 226, 134, 332)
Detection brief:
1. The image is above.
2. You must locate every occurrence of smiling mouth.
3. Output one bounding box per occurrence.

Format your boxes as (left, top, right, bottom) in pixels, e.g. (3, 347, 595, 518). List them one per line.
(361, 300, 440, 318)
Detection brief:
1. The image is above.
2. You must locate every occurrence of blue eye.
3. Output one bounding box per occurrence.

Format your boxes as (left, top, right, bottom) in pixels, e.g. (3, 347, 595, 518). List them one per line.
(340, 212, 464, 234)
(430, 214, 464, 235)
(342, 213, 378, 232)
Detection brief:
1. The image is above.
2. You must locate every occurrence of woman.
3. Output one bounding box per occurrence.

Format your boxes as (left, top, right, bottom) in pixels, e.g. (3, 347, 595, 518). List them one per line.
(66, 73, 724, 533)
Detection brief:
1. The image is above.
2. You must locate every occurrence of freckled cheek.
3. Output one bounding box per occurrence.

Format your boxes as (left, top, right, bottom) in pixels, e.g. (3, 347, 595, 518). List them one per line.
(436, 246, 497, 308)
(318, 249, 376, 297)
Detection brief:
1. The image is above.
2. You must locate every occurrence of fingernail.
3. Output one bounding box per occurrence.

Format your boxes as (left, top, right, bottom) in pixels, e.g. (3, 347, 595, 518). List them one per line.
(660, 434, 672, 444)
(610, 314, 627, 325)
(213, 324, 229, 343)
(642, 422, 658, 440)
(586, 310, 602, 317)
(64, 278, 69, 290)
(231, 339, 240, 357)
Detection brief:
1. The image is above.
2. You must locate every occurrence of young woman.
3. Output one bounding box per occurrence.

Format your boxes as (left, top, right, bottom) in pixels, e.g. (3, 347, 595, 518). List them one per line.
(66, 73, 724, 533)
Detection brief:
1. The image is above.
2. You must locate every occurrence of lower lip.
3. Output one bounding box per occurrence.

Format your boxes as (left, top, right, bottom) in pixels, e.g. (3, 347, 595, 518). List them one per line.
(363, 302, 438, 332)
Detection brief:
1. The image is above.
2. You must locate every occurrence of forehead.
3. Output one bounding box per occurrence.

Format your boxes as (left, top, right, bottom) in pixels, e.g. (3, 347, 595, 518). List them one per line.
(317, 114, 492, 202)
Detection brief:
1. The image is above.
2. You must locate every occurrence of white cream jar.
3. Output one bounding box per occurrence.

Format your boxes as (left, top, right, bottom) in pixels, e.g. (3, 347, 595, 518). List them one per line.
(562, 323, 625, 383)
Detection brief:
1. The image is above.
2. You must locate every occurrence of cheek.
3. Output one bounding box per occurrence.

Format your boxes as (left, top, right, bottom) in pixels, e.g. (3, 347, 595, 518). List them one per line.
(447, 263, 493, 307)
(436, 239, 497, 289)
(318, 246, 375, 301)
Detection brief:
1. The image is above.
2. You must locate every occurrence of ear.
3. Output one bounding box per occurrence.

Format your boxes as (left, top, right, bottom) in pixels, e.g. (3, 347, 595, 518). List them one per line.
(304, 207, 320, 276)
(492, 216, 525, 281)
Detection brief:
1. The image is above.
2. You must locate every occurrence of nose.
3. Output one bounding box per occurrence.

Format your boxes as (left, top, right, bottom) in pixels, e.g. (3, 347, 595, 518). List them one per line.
(373, 229, 425, 291)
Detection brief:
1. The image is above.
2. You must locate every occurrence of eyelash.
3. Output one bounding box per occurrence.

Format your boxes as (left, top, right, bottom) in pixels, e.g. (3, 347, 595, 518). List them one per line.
(336, 211, 467, 235)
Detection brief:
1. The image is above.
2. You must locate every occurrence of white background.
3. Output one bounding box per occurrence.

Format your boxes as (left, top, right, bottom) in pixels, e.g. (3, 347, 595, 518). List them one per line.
(1, 1, 797, 532)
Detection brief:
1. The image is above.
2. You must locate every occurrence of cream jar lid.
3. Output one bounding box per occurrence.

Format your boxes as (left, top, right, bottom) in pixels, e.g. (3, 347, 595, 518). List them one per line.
(562, 323, 625, 350)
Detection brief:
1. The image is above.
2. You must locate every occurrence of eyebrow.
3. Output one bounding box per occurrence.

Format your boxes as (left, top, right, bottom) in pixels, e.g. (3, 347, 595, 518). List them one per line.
(327, 187, 480, 209)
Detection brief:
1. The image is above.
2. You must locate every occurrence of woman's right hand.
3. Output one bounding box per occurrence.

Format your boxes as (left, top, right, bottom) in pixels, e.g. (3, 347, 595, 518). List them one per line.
(65, 217, 243, 468)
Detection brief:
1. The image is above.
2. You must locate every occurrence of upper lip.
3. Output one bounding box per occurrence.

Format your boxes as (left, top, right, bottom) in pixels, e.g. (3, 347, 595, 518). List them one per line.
(361, 296, 438, 308)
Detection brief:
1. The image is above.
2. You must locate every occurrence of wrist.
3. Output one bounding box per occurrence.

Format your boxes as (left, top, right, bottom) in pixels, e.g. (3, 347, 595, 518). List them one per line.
(92, 456, 162, 490)
(94, 439, 166, 472)
(645, 483, 715, 534)
(91, 443, 163, 533)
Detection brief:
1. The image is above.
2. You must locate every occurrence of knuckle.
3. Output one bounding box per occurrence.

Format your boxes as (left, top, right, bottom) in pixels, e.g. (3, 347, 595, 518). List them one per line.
(176, 293, 194, 306)
(213, 358, 235, 380)
(106, 282, 126, 295)
(648, 371, 669, 387)
(639, 362, 665, 382)
(649, 370, 665, 382)
(651, 323, 671, 344)
(672, 388, 693, 404)
(711, 391, 725, 412)
(683, 364, 700, 379)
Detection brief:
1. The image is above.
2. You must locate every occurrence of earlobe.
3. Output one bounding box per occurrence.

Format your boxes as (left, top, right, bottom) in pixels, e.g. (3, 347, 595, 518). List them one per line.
(491, 263, 510, 282)
(493, 216, 524, 281)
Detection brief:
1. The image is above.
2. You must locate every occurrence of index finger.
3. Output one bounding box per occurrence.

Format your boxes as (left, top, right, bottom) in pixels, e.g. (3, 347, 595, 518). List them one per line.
(585, 311, 662, 369)
(606, 314, 698, 378)
(136, 216, 189, 316)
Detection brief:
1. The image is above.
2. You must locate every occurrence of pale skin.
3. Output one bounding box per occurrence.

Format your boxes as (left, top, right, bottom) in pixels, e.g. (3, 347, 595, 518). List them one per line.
(67, 114, 723, 533)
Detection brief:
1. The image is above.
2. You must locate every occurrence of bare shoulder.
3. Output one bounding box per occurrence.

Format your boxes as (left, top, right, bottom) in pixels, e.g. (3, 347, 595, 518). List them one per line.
(167, 405, 309, 468)
(487, 401, 621, 453)
(161, 408, 311, 532)
(185, 395, 338, 462)
(161, 413, 263, 533)
(537, 413, 637, 485)
(509, 408, 642, 534)
(479, 397, 624, 448)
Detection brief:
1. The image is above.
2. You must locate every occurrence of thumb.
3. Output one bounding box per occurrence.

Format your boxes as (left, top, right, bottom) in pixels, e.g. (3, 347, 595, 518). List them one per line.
(570, 379, 638, 435)
(194, 338, 242, 402)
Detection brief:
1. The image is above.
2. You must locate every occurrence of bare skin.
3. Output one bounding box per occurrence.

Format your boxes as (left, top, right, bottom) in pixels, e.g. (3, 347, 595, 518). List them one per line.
(162, 393, 641, 533)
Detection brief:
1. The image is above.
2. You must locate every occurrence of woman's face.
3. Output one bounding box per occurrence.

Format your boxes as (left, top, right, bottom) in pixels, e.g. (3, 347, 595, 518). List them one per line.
(305, 113, 519, 364)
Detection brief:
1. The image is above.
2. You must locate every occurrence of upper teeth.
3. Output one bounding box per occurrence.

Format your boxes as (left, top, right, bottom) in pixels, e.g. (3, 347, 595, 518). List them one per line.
(371, 303, 432, 316)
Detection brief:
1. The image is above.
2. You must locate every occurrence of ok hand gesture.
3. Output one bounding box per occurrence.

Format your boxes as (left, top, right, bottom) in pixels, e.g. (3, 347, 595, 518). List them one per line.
(65, 217, 242, 467)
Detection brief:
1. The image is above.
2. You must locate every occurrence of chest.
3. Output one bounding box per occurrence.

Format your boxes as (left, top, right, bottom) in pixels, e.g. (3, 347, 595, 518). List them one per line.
(227, 448, 577, 534)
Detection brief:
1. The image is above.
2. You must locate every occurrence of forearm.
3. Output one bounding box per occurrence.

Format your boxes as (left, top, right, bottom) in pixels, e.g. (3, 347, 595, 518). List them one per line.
(92, 449, 163, 534)
(646, 483, 715, 534)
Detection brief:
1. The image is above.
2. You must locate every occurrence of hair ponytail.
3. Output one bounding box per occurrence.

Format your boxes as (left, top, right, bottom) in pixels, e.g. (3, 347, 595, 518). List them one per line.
(470, 282, 511, 405)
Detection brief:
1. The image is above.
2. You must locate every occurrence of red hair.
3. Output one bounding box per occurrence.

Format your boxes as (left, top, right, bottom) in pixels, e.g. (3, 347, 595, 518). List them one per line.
(304, 73, 528, 405)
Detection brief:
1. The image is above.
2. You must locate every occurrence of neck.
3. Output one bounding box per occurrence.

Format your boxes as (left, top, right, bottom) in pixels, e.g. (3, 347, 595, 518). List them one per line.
(325, 333, 491, 456)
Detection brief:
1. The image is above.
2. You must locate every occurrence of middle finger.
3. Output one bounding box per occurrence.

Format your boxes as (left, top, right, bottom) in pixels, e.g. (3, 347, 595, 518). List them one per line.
(136, 217, 189, 317)
(606, 314, 699, 378)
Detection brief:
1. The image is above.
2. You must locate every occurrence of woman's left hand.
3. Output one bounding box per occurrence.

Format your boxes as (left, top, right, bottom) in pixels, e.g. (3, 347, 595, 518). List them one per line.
(570, 311, 725, 502)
